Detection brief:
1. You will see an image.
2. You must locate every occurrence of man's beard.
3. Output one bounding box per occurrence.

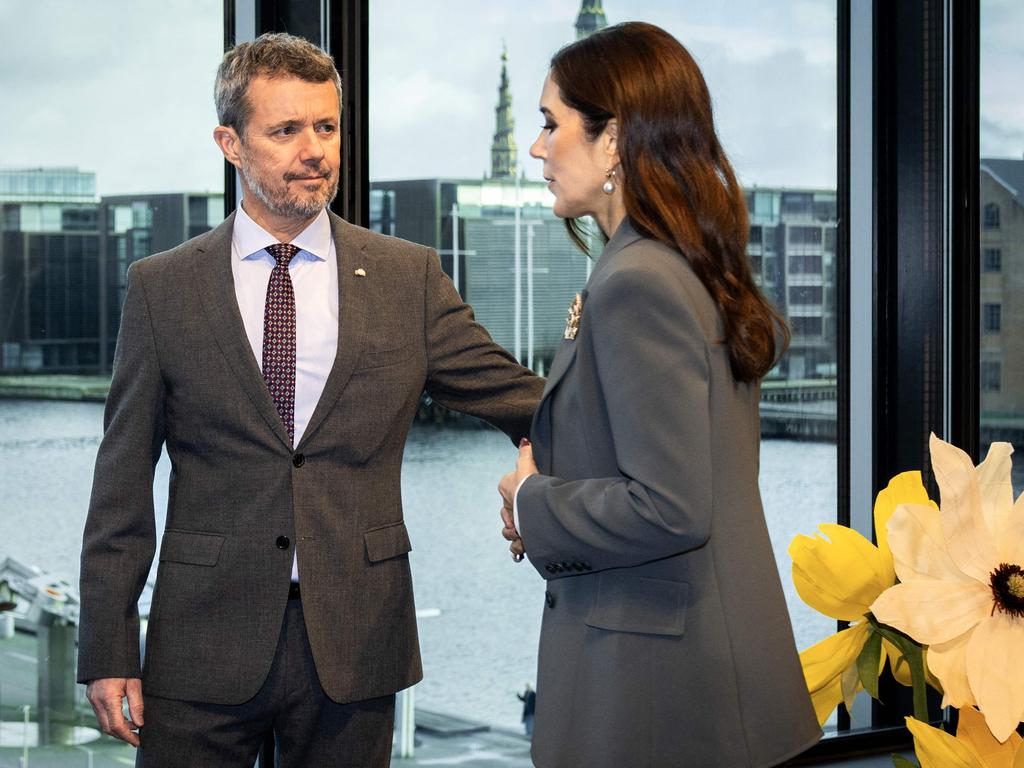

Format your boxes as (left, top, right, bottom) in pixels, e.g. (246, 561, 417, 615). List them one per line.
(240, 153, 339, 220)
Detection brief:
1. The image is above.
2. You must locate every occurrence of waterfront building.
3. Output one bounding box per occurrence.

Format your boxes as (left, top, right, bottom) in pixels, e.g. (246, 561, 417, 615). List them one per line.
(0, 168, 222, 373)
(99, 193, 223, 366)
(371, 183, 839, 383)
(0, 168, 102, 371)
(746, 187, 839, 380)
(980, 157, 1024, 441)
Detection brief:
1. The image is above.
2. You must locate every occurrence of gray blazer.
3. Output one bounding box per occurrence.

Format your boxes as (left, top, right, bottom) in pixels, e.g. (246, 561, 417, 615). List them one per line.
(78, 212, 543, 705)
(518, 220, 821, 767)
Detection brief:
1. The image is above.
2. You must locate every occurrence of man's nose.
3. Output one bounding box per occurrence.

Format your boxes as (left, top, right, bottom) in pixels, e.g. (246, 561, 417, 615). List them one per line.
(298, 128, 326, 163)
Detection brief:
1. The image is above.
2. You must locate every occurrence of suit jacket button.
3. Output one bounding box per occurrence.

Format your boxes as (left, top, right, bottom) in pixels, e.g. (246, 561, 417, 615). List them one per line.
(545, 563, 557, 573)
(559, 561, 571, 572)
(276, 536, 290, 550)
(581, 562, 592, 571)
(292, 453, 305, 467)
(545, 590, 555, 608)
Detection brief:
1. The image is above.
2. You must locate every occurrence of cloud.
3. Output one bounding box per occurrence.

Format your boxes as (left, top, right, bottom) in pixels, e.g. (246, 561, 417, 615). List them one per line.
(980, 3, 1024, 160)
(3, 0, 223, 196)
(981, 117, 1024, 161)
(368, 0, 839, 188)
(4, 0, 853, 194)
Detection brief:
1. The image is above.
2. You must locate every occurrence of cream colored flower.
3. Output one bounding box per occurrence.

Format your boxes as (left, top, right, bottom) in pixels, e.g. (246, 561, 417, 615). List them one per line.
(871, 434, 1024, 743)
(790, 471, 934, 724)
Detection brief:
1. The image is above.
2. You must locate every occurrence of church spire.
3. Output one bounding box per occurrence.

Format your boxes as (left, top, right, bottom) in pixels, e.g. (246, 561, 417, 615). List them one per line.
(575, 0, 608, 39)
(490, 43, 517, 179)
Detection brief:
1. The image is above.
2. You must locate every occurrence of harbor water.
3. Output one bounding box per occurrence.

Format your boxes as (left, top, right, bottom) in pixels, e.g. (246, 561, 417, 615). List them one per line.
(0, 399, 836, 731)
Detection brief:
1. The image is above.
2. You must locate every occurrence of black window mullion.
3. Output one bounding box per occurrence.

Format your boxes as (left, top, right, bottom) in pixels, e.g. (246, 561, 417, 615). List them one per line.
(871, 0, 947, 732)
(223, 0, 237, 218)
(329, 0, 369, 227)
(949, 0, 980, 460)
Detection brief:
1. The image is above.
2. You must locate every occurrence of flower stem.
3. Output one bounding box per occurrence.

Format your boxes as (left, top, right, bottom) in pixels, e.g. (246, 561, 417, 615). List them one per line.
(866, 614, 930, 722)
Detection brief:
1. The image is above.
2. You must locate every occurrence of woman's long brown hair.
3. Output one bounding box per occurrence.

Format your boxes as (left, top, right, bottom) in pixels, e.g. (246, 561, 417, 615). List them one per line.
(551, 21, 789, 383)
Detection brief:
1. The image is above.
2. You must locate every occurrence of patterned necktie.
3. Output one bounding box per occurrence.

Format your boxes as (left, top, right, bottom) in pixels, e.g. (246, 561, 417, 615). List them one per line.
(263, 243, 299, 443)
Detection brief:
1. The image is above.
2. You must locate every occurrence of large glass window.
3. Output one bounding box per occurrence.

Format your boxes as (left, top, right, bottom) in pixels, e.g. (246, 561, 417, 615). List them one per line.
(979, 0, 1024, 492)
(370, 0, 838, 734)
(0, 1, 223, 759)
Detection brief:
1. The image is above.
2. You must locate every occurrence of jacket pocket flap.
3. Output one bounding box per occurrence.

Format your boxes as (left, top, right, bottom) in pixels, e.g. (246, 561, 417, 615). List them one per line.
(585, 574, 688, 636)
(357, 340, 417, 370)
(159, 529, 225, 567)
(364, 521, 412, 563)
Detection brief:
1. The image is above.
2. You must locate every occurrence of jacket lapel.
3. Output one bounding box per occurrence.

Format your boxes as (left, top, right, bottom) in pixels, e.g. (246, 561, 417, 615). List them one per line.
(296, 214, 370, 450)
(530, 296, 583, 475)
(541, 320, 581, 399)
(192, 213, 294, 449)
(531, 218, 645, 473)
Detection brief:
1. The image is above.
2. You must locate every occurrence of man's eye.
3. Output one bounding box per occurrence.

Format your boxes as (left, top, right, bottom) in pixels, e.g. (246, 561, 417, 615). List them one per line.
(317, 124, 337, 134)
(276, 126, 296, 136)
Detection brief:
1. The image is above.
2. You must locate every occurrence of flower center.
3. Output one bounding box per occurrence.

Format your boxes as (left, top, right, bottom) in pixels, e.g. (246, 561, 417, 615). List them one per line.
(990, 563, 1024, 617)
(1010, 574, 1024, 599)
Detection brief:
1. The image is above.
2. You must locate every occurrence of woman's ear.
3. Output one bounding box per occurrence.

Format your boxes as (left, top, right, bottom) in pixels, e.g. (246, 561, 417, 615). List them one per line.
(603, 118, 620, 166)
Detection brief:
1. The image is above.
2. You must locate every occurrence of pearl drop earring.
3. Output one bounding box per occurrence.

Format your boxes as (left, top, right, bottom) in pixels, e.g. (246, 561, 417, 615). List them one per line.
(602, 168, 617, 195)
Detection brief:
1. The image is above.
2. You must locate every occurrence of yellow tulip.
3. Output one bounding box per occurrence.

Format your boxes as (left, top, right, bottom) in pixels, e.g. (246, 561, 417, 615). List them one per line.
(906, 706, 1024, 768)
(789, 471, 935, 725)
(799, 622, 872, 723)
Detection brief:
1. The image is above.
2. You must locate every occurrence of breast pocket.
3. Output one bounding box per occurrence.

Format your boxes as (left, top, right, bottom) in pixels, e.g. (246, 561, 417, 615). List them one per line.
(356, 339, 418, 371)
(584, 572, 689, 637)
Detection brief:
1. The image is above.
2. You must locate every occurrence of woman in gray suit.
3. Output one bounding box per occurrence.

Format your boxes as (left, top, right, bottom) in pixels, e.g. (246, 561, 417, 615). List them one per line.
(498, 22, 821, 768)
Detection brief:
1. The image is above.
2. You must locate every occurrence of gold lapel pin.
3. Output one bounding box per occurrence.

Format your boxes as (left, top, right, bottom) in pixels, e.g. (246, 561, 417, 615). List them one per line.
(354, 268, 367, 277)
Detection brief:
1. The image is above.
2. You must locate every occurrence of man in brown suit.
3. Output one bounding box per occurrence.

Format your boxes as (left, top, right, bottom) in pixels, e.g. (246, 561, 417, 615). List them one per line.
(78, 33, 541, 767)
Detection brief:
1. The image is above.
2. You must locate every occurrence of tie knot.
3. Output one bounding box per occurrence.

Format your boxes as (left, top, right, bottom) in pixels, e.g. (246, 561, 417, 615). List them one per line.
(266, 243, 300, 267)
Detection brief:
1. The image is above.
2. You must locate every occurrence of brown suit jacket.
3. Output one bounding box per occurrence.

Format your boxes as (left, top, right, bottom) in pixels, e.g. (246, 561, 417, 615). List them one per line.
(78, 211, 543, 704)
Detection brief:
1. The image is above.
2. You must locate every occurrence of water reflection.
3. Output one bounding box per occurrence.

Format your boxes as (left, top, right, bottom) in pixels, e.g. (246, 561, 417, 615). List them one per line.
(2, 399, 835, 729)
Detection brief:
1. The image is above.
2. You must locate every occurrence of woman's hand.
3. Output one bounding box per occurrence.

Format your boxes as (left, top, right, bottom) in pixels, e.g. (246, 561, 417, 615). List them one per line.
(499, 440, 538, 561)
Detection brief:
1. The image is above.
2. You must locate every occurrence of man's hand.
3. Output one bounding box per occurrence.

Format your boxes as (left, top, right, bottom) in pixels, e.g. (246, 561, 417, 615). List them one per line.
(498, 439, 538, 560)
(86, 677, 144, 746)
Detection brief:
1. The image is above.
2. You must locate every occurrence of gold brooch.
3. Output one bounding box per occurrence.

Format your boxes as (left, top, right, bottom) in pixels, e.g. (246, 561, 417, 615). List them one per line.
(354, 267, 367, 277)
(564, 293, 583, 340)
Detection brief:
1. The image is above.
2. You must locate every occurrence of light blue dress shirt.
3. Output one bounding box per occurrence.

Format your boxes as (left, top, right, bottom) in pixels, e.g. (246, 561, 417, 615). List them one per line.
(230, 205, 339, 581)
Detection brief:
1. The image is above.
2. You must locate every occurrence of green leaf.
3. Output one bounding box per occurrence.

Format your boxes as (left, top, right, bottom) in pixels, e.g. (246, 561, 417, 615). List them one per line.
(891, 756, 920, 768)
(857, 628, 883, 700)
(891, 651, 908, 676)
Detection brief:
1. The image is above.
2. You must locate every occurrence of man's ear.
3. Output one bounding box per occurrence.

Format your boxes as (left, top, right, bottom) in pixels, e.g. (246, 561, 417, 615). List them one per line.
(213, 125, 243, 169)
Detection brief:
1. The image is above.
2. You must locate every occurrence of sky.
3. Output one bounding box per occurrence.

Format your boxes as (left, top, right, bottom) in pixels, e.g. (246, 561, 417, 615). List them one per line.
(1, 0, 1020, 197)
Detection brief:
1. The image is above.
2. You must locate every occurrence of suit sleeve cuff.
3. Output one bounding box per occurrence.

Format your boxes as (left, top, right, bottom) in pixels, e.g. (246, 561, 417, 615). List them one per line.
(512, 475, 532, 538)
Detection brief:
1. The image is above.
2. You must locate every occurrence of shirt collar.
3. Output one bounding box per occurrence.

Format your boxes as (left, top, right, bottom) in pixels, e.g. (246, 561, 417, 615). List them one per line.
(233, 204, 332, 262)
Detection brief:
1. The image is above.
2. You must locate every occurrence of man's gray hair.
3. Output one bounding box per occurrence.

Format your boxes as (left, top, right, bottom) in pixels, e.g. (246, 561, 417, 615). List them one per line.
(215, 32, 342, 137)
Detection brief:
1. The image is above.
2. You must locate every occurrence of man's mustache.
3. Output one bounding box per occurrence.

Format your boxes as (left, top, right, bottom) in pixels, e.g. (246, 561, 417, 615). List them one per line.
(284, 169, 333, 181)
